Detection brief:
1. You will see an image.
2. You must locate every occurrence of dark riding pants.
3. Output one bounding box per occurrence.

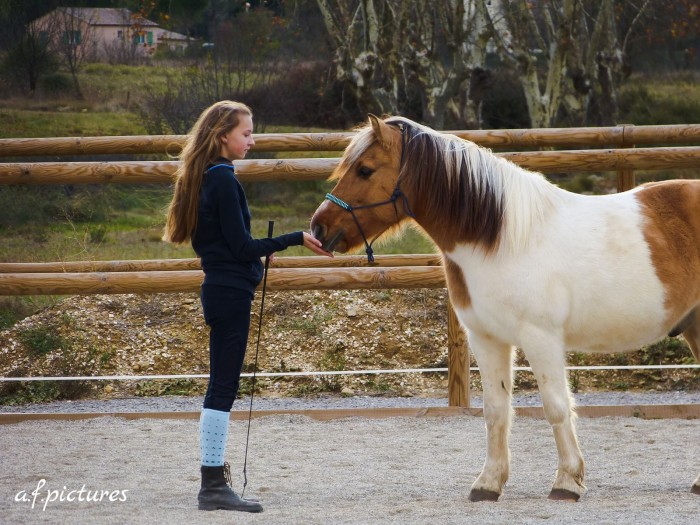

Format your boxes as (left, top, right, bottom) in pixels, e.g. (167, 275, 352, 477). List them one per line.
(200, 283, 253, 412)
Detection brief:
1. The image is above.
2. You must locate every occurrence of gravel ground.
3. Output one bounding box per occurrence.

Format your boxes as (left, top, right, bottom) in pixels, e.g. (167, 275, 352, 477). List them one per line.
(2, 390, 700, 413)
(0, 399, 698, 525)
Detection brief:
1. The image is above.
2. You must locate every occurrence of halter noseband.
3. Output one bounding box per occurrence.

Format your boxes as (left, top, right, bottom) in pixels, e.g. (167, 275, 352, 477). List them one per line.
(324, 123, 415, 263)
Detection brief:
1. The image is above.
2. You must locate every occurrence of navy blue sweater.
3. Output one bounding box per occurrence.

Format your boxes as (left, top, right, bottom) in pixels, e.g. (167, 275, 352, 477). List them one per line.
(192, 160, 304, 295)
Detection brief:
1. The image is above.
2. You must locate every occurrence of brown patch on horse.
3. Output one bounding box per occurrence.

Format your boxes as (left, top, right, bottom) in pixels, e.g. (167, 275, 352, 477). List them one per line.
(443, 256, 471, 309)
(386, 118, 505, 253)
(637, 180, 700, 331)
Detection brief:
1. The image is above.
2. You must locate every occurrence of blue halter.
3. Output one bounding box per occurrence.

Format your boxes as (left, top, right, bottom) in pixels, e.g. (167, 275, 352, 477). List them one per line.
(324, 123, 415, 263)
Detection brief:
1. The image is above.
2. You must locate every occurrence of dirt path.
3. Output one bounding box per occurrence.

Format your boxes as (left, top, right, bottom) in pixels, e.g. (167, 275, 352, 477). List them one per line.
(1, 414, 698, 524)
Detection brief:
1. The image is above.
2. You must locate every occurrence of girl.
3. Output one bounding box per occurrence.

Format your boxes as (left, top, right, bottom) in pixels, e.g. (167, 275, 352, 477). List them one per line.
(163, 100, 331, 512)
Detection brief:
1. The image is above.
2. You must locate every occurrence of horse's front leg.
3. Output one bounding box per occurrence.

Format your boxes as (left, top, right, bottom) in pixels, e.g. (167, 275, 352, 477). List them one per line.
(467, 332, 514, 502)
(523, 337, 585, 501)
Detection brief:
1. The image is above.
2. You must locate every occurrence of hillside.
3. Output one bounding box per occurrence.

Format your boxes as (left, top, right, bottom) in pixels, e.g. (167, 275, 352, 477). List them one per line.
(1, 288, 697, 406)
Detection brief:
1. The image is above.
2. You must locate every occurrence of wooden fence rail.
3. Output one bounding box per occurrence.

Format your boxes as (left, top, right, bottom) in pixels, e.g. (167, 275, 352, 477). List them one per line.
(3, 124, 700, 408)
(0, 254, 442, 273)
(2, 146, 700, 185)
(0, 266, 446, 296)
(1, 124, 699, 157)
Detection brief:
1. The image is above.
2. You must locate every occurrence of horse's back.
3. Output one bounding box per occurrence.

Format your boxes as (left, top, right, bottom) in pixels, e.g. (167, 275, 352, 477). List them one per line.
(451, 179, 700, 353)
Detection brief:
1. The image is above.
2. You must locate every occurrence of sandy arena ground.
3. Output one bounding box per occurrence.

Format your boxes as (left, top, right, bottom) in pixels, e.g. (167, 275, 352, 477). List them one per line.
(1, 413, 698, 524)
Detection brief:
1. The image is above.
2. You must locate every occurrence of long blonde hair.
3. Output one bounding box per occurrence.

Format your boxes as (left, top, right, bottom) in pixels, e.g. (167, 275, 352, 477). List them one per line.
(163, 100, 253, 244)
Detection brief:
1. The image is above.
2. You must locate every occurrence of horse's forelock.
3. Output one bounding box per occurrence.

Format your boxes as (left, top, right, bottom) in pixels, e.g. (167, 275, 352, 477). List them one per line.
(330, 125, 376, 181)
(332, 119, 405, 181)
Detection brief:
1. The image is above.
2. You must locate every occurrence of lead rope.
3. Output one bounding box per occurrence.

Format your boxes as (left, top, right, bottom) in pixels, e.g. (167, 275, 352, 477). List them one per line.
(241, 220, 274, 498)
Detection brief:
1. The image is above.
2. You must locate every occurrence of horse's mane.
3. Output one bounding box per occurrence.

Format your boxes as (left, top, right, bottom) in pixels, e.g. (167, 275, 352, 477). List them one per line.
(382, 117, 558, 254)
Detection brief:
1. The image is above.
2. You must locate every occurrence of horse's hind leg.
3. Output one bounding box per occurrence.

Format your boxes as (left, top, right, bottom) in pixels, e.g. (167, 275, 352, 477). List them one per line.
(522, 338, 585, 501)
(467, 332, 514, 502)
(681, 306, 700, 362)
(681, 308, 700, 495)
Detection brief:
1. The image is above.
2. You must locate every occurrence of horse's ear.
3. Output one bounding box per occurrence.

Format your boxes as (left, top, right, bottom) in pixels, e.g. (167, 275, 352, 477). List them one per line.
(368, 114, 389, 147)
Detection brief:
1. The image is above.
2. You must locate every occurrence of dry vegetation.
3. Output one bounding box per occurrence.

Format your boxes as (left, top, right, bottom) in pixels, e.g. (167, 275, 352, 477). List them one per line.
(0, 288, 697, 405)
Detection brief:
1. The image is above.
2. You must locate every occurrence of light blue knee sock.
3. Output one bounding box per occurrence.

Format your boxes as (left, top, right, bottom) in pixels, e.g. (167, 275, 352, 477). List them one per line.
(200, 408, 230, 467)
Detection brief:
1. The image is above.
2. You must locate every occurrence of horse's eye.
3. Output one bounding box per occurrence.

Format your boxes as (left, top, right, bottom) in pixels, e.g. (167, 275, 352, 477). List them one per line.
(358, 166, 374, 178)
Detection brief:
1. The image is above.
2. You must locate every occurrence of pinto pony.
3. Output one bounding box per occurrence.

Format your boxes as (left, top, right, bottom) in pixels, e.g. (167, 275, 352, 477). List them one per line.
(310, 115, 700, 501)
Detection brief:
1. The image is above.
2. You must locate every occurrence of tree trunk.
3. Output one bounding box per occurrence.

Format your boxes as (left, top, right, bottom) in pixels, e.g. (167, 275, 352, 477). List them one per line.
(489, 0, 582, 128)
(70, 70, 84, 100)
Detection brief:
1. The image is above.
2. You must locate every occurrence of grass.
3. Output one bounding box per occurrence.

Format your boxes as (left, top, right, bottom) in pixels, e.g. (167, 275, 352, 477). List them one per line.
(0, 179, 435, 263)
(0, 108, 148, 138)
(619, 72, 700, 126)
(0, 62, 183, 138)
(81, 63, 184, 102)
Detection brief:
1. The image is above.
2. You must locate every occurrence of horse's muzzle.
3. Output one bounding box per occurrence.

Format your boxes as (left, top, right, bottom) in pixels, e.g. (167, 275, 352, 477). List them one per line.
(311, 222, 346, 253)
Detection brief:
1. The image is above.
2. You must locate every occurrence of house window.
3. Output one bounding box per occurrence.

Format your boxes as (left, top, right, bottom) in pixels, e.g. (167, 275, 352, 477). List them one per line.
(62, 30, 81, 46)
(147, 31, 153, 45)
(117, 30, 123, 40)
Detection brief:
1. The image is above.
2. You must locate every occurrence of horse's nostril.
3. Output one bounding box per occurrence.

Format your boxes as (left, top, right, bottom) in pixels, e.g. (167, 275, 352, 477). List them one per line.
(311, 223, 326, 242)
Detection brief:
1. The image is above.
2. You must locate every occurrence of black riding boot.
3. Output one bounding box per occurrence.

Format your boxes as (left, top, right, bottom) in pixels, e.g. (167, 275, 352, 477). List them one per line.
(198, 462, 263, 512)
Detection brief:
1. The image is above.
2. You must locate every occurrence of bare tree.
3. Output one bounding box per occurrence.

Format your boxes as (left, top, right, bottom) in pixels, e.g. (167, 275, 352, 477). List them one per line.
(316, 0, 395, 116)
(406, 1, 493, 128)
(486, 0, 578, 128)
(3, 21, 59, 94)
(487, 0, 651, 127)
(50, 7, 96, 99)
(316, 0, 493, 128)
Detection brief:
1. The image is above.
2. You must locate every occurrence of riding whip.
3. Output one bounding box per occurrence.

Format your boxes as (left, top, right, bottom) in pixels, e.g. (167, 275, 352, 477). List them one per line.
(242, 220, 274, 496)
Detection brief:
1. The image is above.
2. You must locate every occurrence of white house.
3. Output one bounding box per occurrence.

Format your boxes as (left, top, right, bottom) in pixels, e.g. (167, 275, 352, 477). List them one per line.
(31, 7, 191, 60)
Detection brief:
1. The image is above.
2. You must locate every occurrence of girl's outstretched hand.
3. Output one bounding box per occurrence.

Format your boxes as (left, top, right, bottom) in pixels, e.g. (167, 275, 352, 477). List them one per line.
(303, 231, 334, 257)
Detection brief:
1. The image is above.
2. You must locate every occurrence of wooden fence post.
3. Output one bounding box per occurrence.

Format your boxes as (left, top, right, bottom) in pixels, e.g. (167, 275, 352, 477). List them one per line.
(447, 300, 470, 407)
(617, 124, 636, 192)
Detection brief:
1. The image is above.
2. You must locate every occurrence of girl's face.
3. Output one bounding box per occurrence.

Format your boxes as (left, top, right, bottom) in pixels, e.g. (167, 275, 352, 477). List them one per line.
(219, 114, 255, 160)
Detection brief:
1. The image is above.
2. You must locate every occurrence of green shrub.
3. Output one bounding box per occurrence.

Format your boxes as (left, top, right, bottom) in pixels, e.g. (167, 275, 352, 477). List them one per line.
(134, 379, 206, 397)
(18, 325, 66, 357)
(0, 380, 62, 405)
(0, 320, 109, 404)
(88, 224, 108, 244)
(481, 68, 530, 129)
(316, 348, 347, 392)
(639, 337, 692, 365)
(619, 84, 700, 125)
(39, 73, 73, 95)
(0, 310, 17, 330)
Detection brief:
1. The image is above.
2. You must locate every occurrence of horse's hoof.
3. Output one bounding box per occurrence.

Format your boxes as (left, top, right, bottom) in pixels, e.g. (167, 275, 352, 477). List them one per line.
(691, 484, 700, 495)
(548, 488, 580, 502)
(469, 488, 500, 502)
